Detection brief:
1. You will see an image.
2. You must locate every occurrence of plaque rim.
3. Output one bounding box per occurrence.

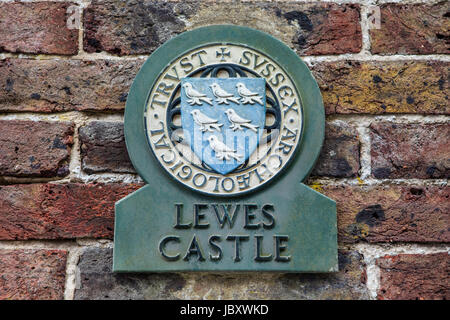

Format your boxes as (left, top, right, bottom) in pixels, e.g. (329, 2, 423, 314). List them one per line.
(124, 24, 325, 197)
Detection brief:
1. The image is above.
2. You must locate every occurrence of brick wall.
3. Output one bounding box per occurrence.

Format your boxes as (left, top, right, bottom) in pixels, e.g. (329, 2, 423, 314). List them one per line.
(0, 0, 448, 300)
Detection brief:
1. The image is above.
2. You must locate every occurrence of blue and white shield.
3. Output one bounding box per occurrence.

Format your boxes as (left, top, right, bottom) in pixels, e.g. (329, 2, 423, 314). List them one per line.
(181, 78, 266, 175)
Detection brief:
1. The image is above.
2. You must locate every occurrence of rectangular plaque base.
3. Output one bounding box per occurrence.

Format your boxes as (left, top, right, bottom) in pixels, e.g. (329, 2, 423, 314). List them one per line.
(113, 182, 337, 273)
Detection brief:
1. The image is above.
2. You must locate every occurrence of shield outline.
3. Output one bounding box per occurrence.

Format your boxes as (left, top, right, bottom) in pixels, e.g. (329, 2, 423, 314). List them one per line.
(180, 77, 266, 175)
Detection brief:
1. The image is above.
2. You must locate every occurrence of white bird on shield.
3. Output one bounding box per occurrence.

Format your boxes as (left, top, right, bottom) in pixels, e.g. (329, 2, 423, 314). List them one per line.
(190, 109, 223, 132)
(207, 135, 242, 161)
(224, 108, 259, 133)
(183, 83, 213, 106)
(209, 83, 241, 105)
(236, 82, 264, 105)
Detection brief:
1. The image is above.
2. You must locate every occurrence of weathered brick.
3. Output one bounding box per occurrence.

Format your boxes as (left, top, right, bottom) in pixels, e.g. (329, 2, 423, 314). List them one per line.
(311, 60, 449, 115)
(312, 121, 360, 178)
(0, 249, 67, 300)
(277, 250, 368, 300)
(371, 123, 450, 179)
(0, 59, 143, 112)
(0, 120, 74, 178)
(84, 0, 194, 55)
(319, 185, 450, 243)
(79, 122, 134, 174)
(84, 0, 361, 56)
(80, 121, 361, 178)
(0, 2, 78, 55)
(0, 183, 141, 240)
(74, 247, 186, 300)
(74, 248, 368, 300)
(371, 3, 450, 55)
(377, 253, 450, 300)
(277, 3, 361, 55)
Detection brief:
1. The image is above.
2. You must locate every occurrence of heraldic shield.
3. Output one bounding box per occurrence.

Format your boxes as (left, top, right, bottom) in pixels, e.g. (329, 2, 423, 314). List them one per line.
(180, 78, 266, 175)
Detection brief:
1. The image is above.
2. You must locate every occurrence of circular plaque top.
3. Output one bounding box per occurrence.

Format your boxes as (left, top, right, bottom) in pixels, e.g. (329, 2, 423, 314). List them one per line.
(124, 25, 325, 197)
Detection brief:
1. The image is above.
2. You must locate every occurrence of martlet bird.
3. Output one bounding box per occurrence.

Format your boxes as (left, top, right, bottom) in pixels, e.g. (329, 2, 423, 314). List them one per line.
(209, 83, 240, 105)
(224, 108, 259, 133)
(236, 82, 264, 105)
(207, 135, 242, 161)
(190, 109, 223, 132)
(183, 83, 213, 106)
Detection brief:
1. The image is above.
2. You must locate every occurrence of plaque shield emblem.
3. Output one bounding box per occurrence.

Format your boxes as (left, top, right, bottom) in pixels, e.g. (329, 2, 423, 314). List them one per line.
(181, 78, 266, 175)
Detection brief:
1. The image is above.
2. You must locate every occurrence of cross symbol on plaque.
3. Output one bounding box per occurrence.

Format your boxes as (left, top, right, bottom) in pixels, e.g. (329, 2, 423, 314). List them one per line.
(216, 47, 231, 62)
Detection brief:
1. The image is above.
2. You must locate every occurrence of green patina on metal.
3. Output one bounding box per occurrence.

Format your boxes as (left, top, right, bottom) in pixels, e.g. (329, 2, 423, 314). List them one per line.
(113, 25, 338, 272)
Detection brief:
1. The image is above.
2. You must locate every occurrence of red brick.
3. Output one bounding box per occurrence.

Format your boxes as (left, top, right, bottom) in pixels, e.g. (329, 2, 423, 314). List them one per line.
(83, 0, 194, 55)
(371, 123, 450, 179)
(319, 185, 450, 243)
(0, 183, 142, 240)
(276, 3, 362, 55)
(311, 60, 449, 115)
(371, 3, 450, 55)
(83, 0, 361, 56)
(0, 2, 78, 55)
(74, 248, 369, 299)
(312, 121, 360, 178)
(79, 121, 134, 174)
(0, 59, 143, 112)
(0, 120, 74, 178)
(0, 249, 67, 300)
(377, 253, 450, 300)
